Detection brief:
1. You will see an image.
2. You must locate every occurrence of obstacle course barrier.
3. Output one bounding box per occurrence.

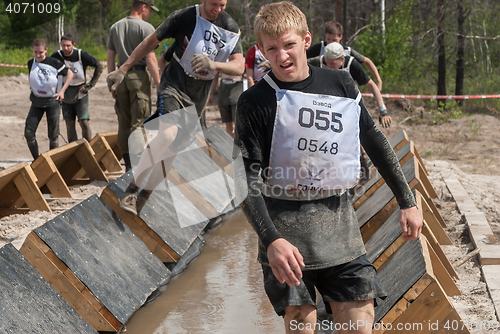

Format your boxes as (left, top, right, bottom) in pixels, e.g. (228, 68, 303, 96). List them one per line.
(0, 161, 50, 218)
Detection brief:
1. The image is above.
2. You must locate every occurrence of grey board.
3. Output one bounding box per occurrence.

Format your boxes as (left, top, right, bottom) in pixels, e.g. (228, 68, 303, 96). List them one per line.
(352, 141, 412, 203)
(365, 190, 418, 263)
(202, 124, 235, 164)
(0, 244, 97, 334)
(106, 172, 209, 258)
(173, 141, 235, 214)
(356, 157, 416, 228)
(388, 129, 408, 148)
(34, 195, 171, 324)
(374, 239, 426, 323)
(364, 209, 401, 264)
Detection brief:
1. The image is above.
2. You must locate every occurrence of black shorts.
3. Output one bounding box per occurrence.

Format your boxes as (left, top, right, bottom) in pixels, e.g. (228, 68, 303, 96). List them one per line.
(218, 103, 236, 123)
(262, 254, 386, 316)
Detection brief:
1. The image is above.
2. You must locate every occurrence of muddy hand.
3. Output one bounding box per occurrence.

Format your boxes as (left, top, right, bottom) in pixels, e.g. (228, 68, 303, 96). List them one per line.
(107, 68, 126, 92)
(191, 54, 216, 72)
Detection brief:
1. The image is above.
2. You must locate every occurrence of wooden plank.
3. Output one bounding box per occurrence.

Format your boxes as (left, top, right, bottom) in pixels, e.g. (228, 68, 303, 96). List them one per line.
(0, 162, 27, 190)
(20, 232, 118, 331)
(0, 243, 98, 334)
(32, 195, 171, 325)
(74, 142, 108, 182)
(195, 135, 234, 178)
(167, 169, 219, 218)
(389, 129, 410, 153)
(424, 236, 461, 296)
(392, 282, 468, 333)
(13, 165, 50, 212)
(416, 192, 451, 243)
(100, 187, 178, 263)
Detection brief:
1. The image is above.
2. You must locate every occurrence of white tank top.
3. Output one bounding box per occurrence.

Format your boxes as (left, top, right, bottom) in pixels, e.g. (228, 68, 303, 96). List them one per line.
(263, 75, 361, 195)
(29, 60, 61, 98)
(177, 5, 240, 80)
(58, 48, 86, 86)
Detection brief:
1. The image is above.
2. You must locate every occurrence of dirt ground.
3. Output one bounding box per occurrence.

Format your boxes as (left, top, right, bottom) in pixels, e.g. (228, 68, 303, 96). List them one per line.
(0, 72, 499, 332)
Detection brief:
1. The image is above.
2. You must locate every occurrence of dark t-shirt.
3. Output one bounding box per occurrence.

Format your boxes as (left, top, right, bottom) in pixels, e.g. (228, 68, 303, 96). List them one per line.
(234, 65, 415, 268)
(308, 55, 370, 86)
(50, 49, 100, 103)
(155, 6, 242, 114)
(28, 57, 68, 107)
(307, 41, 366, 64)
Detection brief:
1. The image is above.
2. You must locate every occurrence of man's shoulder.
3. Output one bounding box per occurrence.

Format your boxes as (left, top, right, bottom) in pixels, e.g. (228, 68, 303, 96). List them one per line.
(215, 11, 240, 33)
(43, 56, 65, 69)
(49, 51, 62, 61)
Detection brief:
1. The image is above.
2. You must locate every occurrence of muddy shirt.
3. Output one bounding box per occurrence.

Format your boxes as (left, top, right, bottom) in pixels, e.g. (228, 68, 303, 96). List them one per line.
(308, 55, 371, 86)
(155, 6, 242, 114)
(28, 57, 68, 107)
(50, 48, 101, 104)
(234, 65, 416, 269)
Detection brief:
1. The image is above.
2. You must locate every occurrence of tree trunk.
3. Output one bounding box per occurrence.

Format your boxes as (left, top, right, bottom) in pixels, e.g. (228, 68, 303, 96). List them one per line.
(437, 0, 447, 108)
(455, 0, 465, 106)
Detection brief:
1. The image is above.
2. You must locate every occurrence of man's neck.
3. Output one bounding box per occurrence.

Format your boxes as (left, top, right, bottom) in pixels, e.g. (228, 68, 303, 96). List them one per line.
(129, 10, 142, 19)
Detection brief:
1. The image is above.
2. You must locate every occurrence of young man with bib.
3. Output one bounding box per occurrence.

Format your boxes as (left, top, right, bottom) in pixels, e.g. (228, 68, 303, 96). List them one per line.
(25, 38, 73, 160)
(233, 2, 422, 333)
(51, 34, 104, 142)
(107, 0, 244, 215)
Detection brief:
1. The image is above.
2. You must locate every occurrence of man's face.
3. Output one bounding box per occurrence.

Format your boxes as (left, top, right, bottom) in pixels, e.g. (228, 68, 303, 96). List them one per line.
(259, 29, 311, 83)
(142, 4, 152, 20)
(33, 45, 47, 62)
(60, 39, 75, 57)
(325, 56, 344, 70)
(200, 0, 226, 21)
(325, 33, 342, 44)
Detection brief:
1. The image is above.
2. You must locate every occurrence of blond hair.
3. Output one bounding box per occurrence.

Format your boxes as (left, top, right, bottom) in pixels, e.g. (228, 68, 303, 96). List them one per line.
(254, 2, 308, 46)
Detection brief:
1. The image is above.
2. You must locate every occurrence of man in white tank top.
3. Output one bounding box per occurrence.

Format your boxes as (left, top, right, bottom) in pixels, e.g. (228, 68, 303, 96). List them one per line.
(25, 38, 73, 160)
(234, 3, 422, 333)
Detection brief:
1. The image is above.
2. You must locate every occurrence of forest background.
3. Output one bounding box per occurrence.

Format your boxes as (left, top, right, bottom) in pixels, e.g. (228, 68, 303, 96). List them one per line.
(1, 0, 500, 114)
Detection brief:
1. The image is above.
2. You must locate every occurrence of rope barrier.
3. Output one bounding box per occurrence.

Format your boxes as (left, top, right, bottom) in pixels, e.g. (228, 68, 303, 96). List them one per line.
(361, 92, 500, 99)
(0, 63, 28, 68)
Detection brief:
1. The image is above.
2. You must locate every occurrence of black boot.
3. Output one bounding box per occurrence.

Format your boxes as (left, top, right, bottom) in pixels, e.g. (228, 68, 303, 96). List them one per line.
(122, 153, 132, 172)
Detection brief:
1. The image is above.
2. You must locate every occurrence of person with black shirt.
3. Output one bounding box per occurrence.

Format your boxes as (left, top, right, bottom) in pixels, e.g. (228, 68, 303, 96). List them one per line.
(25, 38, 73, 160)
(308, 42, 391, 128)
(51, 34, 103, 142)
(107, 0, 244, 216)
(307, 20, 383, 92)
(233, 3, 422, 333)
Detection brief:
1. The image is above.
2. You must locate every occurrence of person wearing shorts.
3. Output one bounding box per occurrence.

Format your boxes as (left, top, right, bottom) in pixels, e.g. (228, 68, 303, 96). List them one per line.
(25, 38, 73, 160)
(107, 0, 244, 216)
(51, 34, 103, 142)
(208, 70, 243, 136)
(233, 3, 422, 333)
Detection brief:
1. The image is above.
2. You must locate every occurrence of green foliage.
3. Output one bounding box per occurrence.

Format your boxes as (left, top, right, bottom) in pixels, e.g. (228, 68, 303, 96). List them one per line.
(428, 100, 464, 125)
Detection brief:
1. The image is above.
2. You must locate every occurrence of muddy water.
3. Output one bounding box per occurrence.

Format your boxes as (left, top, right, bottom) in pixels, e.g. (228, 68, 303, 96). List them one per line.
(123, 210, 285, 334)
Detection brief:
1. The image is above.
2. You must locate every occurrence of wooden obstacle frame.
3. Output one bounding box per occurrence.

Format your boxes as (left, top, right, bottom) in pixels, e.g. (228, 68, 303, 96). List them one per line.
(0, 243, 98, 334)
(74, 131, 123, 179)
(356, 155, 447, 244)
(30, 139, 108, 200)
(373, 236, 469, 334)
(100, 125, 236, 264)
(19, 195, 170, 332)
(364, 189, 459, 297)
(0, 161, 50, 218)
